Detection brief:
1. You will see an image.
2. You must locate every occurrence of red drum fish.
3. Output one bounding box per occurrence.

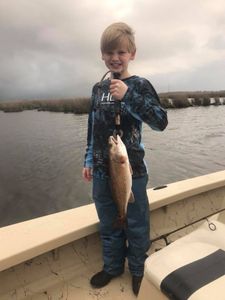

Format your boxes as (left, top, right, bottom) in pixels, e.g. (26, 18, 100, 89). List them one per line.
(108, 135, 134, 227)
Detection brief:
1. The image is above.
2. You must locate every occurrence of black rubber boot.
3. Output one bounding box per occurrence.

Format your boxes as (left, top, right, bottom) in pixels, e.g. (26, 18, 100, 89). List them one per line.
(90, 270, 119, 288)
(132, 275, 143, 296)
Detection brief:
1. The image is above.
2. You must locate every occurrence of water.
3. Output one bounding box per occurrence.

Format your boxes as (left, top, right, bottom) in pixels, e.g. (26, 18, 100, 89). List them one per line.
(143, 106, 225, 186)
(0, 106, 225, 227)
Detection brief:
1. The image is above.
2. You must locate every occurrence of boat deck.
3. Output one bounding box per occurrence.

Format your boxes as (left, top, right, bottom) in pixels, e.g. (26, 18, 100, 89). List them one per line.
(0, 233, 137, 300)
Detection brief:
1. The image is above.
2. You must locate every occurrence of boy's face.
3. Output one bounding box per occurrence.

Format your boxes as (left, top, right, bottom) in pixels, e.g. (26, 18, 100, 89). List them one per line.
(101, 41, 135, 78)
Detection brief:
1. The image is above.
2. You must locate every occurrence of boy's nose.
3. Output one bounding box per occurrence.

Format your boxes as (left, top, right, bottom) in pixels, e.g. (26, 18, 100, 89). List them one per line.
(111, 53, 119, 61)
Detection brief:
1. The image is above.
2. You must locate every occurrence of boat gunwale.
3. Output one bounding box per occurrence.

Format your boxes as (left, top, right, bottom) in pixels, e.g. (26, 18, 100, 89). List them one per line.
(0, 170, 225, 272)
(148, 170, 225, 210)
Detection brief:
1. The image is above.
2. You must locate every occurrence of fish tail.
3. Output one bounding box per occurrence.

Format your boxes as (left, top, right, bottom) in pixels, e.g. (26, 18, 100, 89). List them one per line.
(113, 216, 127, 229)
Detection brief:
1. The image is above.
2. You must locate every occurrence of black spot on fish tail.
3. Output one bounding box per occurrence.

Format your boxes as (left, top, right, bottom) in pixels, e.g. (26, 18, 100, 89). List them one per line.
(113, 216, 128, 229)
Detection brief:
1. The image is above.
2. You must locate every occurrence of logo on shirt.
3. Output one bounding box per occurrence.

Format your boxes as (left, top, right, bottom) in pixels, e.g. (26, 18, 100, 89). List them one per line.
(101, 92, 113, 103)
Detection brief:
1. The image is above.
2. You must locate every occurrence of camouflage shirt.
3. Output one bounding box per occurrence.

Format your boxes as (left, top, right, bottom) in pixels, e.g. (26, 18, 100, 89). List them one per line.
(84, 75, 168, 179)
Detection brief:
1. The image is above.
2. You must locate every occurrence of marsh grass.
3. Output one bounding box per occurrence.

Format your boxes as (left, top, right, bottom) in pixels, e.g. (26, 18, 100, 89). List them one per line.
(0, 97, 91, 114)
(159, 91, 225, 108)
(0, 91, 224, 113)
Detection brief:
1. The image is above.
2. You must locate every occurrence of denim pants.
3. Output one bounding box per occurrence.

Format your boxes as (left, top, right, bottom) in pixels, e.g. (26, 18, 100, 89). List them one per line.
(93, 174, 150, 277)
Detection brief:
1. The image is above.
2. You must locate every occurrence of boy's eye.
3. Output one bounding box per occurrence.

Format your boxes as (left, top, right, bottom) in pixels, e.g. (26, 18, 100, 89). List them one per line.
(104, 50, 127, 56)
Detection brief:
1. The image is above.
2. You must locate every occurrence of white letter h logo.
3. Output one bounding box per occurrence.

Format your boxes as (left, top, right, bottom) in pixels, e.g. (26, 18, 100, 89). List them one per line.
(101, 93, 112, 102)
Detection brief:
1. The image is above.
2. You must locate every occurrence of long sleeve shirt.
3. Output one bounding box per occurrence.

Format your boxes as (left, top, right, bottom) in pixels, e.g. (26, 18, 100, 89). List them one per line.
(84, 75, 168, 179)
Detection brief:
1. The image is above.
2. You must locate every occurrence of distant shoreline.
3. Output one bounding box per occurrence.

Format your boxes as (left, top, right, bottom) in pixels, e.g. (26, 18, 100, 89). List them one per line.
(0, 91, 225, 113)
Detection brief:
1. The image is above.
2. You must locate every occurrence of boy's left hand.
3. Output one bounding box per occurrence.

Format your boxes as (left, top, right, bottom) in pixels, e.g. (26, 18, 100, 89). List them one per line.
(110, 79, 128, 100)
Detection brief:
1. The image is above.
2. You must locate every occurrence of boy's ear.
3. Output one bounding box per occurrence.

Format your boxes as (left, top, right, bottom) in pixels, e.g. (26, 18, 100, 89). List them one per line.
(130, 50, 136, 60)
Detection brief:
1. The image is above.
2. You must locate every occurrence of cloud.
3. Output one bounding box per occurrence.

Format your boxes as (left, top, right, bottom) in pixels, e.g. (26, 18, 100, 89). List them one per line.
(207, 34, 225, 50)
(0, 0, 224, 101)
(151, 58, 225, 93)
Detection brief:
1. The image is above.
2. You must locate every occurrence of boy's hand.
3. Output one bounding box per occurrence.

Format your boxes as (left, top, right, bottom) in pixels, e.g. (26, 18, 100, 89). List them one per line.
(110, 79, 128, 100)
(82, 167, 93, 181)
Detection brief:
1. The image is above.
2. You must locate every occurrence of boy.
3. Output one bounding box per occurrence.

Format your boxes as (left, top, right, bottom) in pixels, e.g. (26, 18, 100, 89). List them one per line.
(82, 22, 168, 296)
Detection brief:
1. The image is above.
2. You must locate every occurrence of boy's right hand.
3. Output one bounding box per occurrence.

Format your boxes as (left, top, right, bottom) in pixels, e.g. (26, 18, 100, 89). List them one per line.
(110, 79, 128, 100)
(82, 167, 93, 181)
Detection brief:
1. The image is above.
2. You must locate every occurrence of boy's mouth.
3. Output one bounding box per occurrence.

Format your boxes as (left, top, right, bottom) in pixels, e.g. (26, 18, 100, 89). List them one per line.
(111, 62, 122, 66)
(110, 62, 122, 68)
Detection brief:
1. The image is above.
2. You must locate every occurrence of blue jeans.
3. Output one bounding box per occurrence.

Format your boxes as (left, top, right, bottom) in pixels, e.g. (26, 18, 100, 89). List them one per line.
(93, 174, 150, 277)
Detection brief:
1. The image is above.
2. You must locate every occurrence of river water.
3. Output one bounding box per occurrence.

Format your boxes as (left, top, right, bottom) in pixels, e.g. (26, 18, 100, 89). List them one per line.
(0, 106, 225, 227)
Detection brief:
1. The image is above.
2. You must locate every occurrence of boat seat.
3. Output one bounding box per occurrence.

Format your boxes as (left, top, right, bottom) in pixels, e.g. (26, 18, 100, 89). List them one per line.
(138, 220, 225, 300)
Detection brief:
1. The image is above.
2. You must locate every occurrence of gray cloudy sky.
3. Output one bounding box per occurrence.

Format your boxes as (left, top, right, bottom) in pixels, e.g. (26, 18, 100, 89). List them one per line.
(0, 0, 225, 101)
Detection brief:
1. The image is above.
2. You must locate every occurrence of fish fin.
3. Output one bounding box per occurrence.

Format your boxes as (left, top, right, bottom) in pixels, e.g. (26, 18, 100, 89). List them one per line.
(119, 155, 127, 163)
(128, 192, 135, 203)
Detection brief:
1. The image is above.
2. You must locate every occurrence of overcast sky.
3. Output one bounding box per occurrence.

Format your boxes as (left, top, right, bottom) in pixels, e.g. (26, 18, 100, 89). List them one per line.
(0, 0, 225, 101)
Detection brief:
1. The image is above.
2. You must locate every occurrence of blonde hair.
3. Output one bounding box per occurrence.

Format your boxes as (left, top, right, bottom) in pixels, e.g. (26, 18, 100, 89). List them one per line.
(100, 22, 136, 53)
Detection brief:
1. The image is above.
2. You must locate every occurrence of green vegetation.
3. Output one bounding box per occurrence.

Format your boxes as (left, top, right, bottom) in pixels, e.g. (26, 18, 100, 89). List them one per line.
(0, 91, 224, 114)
